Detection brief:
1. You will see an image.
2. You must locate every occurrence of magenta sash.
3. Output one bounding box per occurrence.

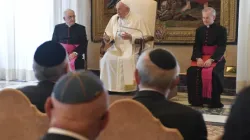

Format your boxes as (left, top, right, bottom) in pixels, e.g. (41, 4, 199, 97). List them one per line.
(60, 43, 79, 70)
(201, 46, 217, 99)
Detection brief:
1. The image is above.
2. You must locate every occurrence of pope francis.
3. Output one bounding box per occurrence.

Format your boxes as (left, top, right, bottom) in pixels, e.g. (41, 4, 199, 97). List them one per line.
(100, 0, 152, 94)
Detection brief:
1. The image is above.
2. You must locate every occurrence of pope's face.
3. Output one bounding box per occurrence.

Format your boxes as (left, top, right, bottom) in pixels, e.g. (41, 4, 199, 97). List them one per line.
(116, 3, 129, 18)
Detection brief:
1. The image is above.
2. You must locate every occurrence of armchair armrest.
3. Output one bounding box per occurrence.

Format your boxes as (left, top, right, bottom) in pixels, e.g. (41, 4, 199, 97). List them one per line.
(100, 40, 114, 58)
(134, 35, 154, 44)
(135, 35, 154, 55)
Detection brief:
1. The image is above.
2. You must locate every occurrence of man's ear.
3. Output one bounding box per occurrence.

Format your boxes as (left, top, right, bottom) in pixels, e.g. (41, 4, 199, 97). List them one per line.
(45, 97, 53, 120)
(170, 76, 179, 90)
(100, 111, 109, 131)
(65, 63, 71, 72)
(134, 69, 140, 85)
(213, 15, 216, 20)
(63, 17, 66, 21)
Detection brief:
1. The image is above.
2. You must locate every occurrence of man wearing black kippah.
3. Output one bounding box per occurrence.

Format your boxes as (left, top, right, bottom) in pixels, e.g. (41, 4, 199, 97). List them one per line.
(42, 70, 109, 140)
(18, 41, 69, 113)
(133, 48, 207, 140)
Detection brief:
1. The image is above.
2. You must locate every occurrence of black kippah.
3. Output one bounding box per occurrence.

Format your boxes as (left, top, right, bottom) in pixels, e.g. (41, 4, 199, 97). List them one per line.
(149, 49, 176, 70)
(34, 41, 66, 67)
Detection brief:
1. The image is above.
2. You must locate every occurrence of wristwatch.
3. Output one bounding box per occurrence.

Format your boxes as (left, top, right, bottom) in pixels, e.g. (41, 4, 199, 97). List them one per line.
(73, 52, 78, 56)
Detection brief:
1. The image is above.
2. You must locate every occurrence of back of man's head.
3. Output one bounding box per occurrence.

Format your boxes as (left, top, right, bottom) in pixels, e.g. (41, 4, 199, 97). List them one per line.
(135, 48, 180, 94)
(33, 41, 69, 82)
(45, 70, 109, 140)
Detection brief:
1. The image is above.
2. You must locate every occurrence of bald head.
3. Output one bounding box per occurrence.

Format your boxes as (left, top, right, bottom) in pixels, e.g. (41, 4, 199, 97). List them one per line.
(63, 9, 76, 26)
(46, 91, 109, 140)
(135, 48, 180, 94)
(45, 70, 109, 140)
(116, 1, 130, 18)
(49, 90, 109, 120)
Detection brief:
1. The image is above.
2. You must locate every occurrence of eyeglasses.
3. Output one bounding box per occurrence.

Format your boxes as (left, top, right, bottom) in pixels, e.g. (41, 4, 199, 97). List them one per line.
(66, 15, 76, 19)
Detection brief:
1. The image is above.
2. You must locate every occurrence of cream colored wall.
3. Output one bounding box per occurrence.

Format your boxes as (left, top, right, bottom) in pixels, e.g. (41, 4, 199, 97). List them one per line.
(87, 42, 237, 73)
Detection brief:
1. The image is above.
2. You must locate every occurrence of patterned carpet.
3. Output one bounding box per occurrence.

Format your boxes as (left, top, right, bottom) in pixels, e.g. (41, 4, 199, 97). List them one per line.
(191, 106, 230, 116)
(206, 123, 223, 140)
(171, 93, 234, 116)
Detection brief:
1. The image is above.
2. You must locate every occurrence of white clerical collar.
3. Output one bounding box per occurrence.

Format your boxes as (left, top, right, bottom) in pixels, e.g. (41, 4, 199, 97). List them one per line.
(206, 22, 215, 28)
(48, 127, 89, 140)
(66, 23, 75, 27)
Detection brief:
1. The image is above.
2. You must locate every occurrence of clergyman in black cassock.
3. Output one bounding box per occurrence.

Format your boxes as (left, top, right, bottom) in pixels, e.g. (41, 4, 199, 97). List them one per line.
(187, 7, 227, 108)
(52, 9, 88, 70)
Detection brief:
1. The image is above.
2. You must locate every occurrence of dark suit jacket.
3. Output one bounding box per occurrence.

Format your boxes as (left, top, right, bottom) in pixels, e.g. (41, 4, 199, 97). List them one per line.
(133, 90, 207, 140)
(223, 86, 250, 140)
(42, 133, 79, 140)
(17, 80, 55, 113)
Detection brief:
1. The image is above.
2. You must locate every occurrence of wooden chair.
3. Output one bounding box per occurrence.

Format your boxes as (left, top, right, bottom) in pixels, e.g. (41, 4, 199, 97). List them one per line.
(97, 99, 183, 140)
(0, 89, 49, 140)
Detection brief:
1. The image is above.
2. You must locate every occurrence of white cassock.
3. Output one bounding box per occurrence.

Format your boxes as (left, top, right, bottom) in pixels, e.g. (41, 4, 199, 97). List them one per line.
(100, 12, 151, 92)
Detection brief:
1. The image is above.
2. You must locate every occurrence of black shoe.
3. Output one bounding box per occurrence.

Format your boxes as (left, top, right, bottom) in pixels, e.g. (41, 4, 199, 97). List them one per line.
(191, 104, 203, 107)
(208, 103, 224, 108)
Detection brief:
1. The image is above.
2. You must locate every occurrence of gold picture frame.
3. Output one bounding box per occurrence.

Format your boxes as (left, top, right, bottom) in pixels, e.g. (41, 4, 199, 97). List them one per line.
(91, 0, 238, 44)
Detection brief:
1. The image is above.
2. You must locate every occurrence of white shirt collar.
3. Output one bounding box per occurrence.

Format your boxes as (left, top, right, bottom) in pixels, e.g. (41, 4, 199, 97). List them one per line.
(139, 87, 164, 94)
(48, 127, 88, 140)
(139, 87, 171, 98)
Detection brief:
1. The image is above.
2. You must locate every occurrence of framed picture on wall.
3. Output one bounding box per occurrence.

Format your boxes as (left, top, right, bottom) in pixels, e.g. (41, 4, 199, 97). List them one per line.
(91, 0, 238, 44)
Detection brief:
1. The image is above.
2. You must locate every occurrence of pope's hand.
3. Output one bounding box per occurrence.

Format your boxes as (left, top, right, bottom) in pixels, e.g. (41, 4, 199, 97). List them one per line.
(120, 32, 132, 40)
(103, 32, 110, 44)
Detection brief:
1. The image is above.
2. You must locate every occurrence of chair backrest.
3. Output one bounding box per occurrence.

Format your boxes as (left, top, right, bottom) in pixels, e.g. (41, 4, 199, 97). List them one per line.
(128, 0, 157, 36)
(128, 0, 157, 52)
(97, 99, 183, 140)
(0, 89, 49, 140)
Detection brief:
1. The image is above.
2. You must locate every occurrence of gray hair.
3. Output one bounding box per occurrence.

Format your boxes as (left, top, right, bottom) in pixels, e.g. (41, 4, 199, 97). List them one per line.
(136, 48, 180, 91)
(33, 59, 68, 82)
(202, 7, 216, 16)
(63, 9, 75, 17)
